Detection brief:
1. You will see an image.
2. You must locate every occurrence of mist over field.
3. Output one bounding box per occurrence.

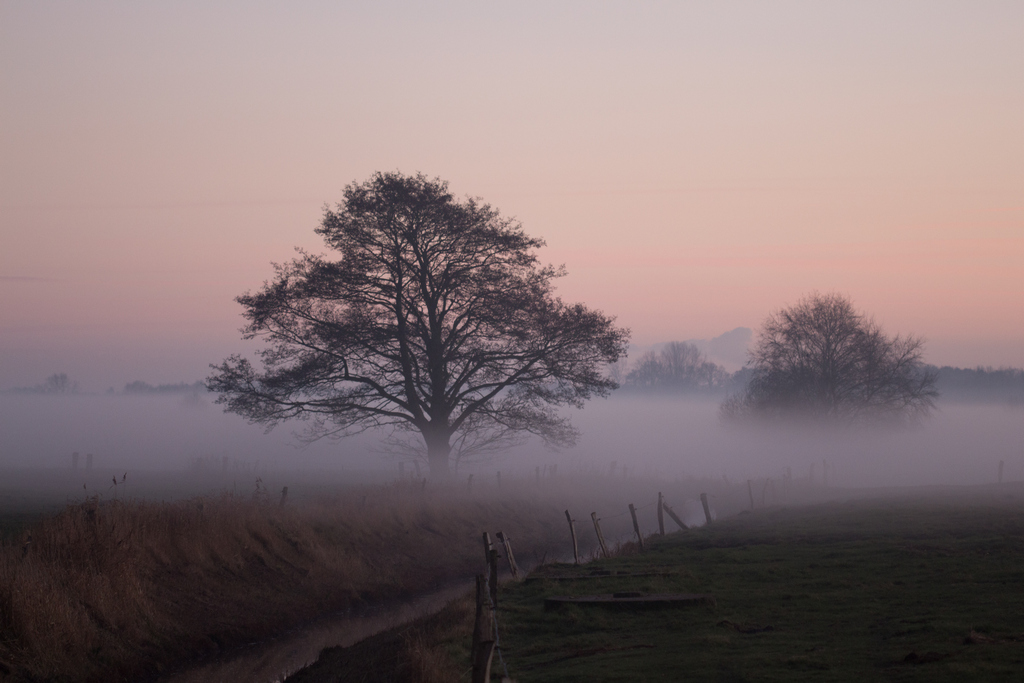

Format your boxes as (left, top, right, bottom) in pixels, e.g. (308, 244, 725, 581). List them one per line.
(2, 387, 1020, 498)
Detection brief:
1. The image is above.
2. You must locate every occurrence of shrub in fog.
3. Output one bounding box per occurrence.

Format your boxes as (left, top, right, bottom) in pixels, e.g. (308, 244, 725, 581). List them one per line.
(721, 293, 937, 424)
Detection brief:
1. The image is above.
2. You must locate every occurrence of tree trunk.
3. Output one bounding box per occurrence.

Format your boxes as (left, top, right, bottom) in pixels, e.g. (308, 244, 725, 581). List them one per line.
(424, 428, 452, 478)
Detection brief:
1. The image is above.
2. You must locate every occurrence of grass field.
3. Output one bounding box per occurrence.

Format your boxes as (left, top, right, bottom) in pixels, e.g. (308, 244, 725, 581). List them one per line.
(291, 488, 1024, 682)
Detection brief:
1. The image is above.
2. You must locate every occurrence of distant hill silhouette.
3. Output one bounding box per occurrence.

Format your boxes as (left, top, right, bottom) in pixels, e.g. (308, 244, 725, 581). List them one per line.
(682, 327, 753, 371)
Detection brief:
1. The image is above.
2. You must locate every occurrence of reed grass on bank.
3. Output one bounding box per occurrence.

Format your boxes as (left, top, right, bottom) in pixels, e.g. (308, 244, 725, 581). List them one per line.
(0, 479, 568, 682)
(0, 471, 770, 682)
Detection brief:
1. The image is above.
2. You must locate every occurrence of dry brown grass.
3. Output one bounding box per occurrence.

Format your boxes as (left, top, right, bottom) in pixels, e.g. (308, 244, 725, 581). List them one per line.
(0, 471, 767, 682)
(0, 478, 581, 682)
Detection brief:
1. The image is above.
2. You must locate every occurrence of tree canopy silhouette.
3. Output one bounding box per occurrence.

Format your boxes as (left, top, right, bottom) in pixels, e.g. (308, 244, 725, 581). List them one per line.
(207, 172, 629, 476)
(722, 293, 937, 424)
(624, 342, 728, 392)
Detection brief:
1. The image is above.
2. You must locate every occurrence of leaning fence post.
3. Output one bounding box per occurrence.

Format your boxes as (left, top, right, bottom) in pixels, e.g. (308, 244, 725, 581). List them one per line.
(591, 512, 610, 558)
(747, 479, 754, 510)
(496, 531, 520, 580)
(565, 509, 580, 565)
(662, 500, 688, 530)
(657, 492, 665, 535)
(628, 503, 645, 551)
(700, 492, 712, 525)
(279, 486, 288, 508)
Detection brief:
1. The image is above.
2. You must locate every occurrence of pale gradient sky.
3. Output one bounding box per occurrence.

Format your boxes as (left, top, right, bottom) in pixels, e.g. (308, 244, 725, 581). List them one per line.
(2, 1, 1022, 391)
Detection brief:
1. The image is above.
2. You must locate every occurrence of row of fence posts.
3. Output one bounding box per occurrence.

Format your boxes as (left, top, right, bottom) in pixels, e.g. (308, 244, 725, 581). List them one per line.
(472, 492, 717, 680)
(566, 491, 714, 563)
(396, 462, 653, 487)
(407, 460, 1014, 495)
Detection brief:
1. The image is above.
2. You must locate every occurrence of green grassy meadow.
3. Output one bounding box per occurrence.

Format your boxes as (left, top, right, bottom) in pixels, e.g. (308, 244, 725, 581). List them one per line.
(293, 491, 1024, 682)
(495, 498, 1024, 682)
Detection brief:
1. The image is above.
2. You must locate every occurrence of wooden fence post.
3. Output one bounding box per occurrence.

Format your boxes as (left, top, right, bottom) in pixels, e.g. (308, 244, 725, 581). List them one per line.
(700, 492, 712, 525)
(496, 531, 520, 580)
(483, 532, 494, 566)
(662, 500, 688, 530)
(472, 640, 495, 683)
(279, 486, 288, 508)
(657, 492, 665, 535)
(488, 548, 499, 609)
(471, 574, 495, 683)
(565, 509, 580, 565)
(747, 480, 754, 510)
(591, 512, 610, 558)
(628, 503, 645, 551)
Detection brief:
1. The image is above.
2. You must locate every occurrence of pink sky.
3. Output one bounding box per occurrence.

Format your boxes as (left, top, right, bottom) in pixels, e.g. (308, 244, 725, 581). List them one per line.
(2, 2, 1022, 390)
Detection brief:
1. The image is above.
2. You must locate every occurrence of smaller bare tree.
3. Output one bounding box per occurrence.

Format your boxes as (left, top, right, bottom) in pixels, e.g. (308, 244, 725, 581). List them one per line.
(41, 373, 77, 394)
(625, 341, 727, 392)
(722, 293, 937, 424)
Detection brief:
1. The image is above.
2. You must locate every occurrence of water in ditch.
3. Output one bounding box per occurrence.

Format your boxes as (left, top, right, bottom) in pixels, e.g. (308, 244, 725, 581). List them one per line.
(151, 580, 472, 683)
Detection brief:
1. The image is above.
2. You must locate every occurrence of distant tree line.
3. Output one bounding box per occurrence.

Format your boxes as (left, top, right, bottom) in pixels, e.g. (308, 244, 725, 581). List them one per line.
(932, 366, 1024, 405)
(123, 380, 207, 394)
(618, 294, 1024, 422)
(9, 372, 79, 394)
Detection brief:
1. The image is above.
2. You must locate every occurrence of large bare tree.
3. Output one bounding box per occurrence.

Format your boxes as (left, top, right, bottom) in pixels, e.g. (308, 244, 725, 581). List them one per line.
(722, 293, 937, 423)
(207, 172, 629, 476)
